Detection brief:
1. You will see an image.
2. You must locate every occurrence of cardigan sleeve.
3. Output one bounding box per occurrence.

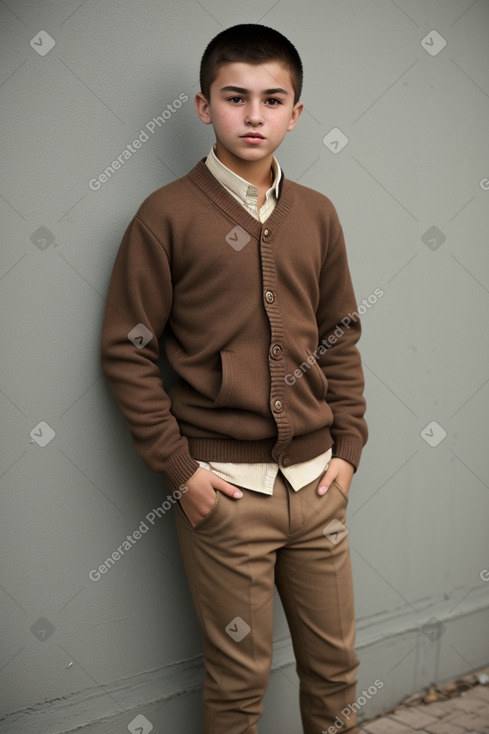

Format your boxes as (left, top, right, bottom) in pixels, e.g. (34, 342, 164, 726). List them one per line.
(100, 215, 200, 490)
(315, 220, 368, 470)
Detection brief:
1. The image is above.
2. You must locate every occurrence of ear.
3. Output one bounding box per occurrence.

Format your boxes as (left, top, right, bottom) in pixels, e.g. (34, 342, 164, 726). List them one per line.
(195, 92, 213, 125)
(287, 101, 304, 131)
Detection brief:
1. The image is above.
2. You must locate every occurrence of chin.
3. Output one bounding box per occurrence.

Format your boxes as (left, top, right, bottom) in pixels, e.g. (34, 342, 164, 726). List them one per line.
(237, 146, 271, 158)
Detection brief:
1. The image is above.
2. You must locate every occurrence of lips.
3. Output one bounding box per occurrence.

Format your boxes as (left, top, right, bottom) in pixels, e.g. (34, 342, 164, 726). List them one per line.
(240, 133, 264, 139)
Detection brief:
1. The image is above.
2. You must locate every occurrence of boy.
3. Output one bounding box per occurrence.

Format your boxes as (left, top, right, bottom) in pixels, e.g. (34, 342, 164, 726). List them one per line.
(101, 23, 367, 734)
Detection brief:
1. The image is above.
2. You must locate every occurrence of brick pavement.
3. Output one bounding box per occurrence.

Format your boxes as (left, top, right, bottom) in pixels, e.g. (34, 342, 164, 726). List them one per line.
(359, 681, 489, 734)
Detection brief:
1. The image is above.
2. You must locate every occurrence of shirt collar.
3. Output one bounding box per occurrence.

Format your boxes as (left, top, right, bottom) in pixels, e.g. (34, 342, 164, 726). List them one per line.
(205, 145, 282, 206)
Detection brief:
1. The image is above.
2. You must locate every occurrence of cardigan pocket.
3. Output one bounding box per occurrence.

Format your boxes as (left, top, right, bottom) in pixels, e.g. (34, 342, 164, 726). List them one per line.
(213, 348, 267, 412)
(305, 350, 329, 400)
(214, 350, 233, 408)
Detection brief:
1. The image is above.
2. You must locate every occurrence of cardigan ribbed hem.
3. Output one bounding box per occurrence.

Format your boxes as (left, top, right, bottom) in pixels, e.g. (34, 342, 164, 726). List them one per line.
(187, 428, 333, 469)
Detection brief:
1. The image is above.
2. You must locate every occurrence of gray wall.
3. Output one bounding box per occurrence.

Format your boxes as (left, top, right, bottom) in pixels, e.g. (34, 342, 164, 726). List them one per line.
(1, 1, 488, 732)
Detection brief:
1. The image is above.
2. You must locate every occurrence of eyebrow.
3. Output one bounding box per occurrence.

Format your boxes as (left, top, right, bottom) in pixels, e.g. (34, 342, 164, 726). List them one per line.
(219, 85, 289, 96)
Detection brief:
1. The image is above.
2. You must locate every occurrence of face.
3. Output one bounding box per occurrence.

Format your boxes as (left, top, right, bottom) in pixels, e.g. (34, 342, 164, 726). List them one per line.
(195, 61, 303, 169)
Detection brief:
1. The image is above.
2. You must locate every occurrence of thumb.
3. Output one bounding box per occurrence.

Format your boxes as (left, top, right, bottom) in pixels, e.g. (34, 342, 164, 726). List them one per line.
(212, 474, 243, 499)
(317, 468, 335, 496)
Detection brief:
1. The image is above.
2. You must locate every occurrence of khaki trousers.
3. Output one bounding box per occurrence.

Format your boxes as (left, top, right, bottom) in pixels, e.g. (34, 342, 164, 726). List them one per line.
(175, 472, 359, 734)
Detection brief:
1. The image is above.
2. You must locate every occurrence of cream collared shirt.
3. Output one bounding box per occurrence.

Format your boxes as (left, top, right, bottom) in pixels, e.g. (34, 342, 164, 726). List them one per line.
(198, 147, 332, 494)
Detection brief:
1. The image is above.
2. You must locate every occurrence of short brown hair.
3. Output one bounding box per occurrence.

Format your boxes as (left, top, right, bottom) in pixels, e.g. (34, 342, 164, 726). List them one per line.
(200, 24, 303, 105)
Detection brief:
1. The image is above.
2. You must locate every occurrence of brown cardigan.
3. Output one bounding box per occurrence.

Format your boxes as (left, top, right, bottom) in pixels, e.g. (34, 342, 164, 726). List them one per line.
(101, 160, 367, 490)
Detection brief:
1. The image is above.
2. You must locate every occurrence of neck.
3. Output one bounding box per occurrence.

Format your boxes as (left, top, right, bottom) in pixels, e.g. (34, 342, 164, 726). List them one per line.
(215, 143, 274, 190)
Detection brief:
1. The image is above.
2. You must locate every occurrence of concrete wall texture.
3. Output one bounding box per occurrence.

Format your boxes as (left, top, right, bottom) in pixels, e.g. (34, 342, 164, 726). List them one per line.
(1, 1, 488, 732)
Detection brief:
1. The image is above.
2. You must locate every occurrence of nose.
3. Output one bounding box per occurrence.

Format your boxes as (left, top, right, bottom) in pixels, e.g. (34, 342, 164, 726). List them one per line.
(244, 99, 264, 127)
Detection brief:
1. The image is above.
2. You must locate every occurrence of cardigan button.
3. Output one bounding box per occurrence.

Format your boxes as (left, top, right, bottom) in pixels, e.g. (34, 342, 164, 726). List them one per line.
(282, 456, 290, 466)
(271, 344, 283, 359)
(273, 399, 283, 412)
(265, 290, 275, 303)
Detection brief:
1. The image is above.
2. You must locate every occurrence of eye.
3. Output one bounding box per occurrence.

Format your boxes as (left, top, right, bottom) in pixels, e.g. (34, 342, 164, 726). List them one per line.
(266, 98, 282, 106)
(228, 96, 244, 104)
